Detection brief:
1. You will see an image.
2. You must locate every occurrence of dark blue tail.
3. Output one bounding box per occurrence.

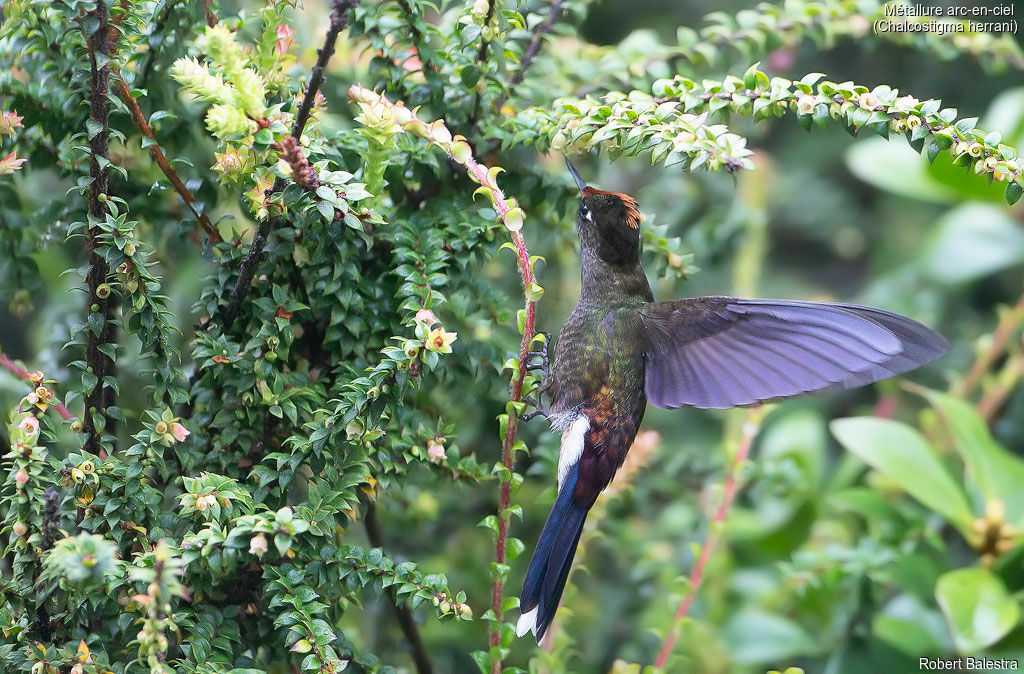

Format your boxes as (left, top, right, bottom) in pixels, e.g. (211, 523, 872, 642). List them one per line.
(516, 465, 591, 643)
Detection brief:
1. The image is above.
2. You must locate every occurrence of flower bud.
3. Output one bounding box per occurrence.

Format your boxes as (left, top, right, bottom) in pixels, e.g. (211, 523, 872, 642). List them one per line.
(427, 438, 445, 463)
(796, 94, 816, 116)
(429, 120, 452, 145)
(451, 140, 473, 164)
(155, 421, 168, 434)
(857, 92, 881, 110)
(249, 533, 268, 557)
(12, 522, 27, 537)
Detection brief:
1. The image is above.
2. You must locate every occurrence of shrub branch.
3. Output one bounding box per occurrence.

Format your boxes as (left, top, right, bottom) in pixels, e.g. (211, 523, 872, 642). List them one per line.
(955, 291, 1024, 399)
(83, 0, 116, 454)
(0, 351, 73, 421)
(214, 0, 356, 330)
(493, 0, 565, 112)
(348, 84, 541, 674)
(520, 67, 1024, 203)
(114, 75, 222, 243)
(363, 499, 434, 674)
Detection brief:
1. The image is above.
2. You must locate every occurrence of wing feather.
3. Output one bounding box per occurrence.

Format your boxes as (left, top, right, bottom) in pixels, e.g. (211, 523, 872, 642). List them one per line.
(643, 297, 949, 409)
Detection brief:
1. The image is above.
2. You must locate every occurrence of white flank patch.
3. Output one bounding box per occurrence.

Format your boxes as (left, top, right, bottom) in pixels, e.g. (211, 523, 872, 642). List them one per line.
(516, 607, 538, 638)
(557, 415, 590, 491)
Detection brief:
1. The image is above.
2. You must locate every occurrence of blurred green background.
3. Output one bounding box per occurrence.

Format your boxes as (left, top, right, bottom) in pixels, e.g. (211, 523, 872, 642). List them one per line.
(3, 0, 1024, 672)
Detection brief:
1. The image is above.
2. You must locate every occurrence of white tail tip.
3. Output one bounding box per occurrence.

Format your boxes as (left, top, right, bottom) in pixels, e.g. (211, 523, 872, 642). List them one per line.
(516, 607, 538, 638)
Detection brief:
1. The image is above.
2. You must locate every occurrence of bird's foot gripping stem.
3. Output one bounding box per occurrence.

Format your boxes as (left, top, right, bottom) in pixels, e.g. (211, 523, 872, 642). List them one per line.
(519, 331, 551, 422)
(519, 394, 549, 422)
(523, 330, 551, 383)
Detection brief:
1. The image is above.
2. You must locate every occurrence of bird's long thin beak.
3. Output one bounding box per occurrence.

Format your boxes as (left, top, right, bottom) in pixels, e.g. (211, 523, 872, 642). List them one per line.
(565, 158, 587, 195)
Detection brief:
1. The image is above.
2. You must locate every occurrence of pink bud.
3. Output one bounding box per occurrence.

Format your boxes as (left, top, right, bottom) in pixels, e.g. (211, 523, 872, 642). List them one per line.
(415, 308, 437, 326)
(15, 470, 28, 486)
(249, 533, 268, 557)
(19, 416, 39, 436)
(12, 522, 27, 537)
(427, 438, 445, 462)
(274, 24, 296, 55)
(170, 422, 190, 442)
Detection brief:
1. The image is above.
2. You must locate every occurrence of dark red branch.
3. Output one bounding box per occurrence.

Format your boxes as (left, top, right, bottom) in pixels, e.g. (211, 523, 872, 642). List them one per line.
(114, 75, 222, 243)
(84, 0, 116, 454)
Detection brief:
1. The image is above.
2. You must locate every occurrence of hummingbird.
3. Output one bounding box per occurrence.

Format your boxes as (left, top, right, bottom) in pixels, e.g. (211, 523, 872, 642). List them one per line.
(515, 159, 949, 643)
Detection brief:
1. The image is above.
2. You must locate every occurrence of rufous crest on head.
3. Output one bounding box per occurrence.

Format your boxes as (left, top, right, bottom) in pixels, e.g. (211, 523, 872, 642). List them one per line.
(566, 158, 644, 230)
(581, 187, 645, 230)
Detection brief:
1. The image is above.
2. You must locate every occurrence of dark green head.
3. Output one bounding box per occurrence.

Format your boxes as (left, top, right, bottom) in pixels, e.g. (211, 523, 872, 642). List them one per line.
(566, 159, 645, 267)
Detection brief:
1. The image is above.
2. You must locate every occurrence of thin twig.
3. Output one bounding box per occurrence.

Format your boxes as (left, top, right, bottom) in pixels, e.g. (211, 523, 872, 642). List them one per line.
(493, 0, 564, 112)
(654, 409, 762, 669)
(363, 499, 434, 674)
(137, 0, 179, 89)
(114, 75, 222, 243)
(467, 0, 496, 127)
(0, 351, 73, 420)
(211, 0, 356, 331)
(84, 0, 116, 454)
(955, 291, 1024, 398)
(201, 0, 217, 28)
(977, 353, 1024, 422)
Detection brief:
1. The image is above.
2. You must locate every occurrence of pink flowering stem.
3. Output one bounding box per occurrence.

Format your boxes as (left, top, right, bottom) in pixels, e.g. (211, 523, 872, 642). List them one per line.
(653, 410, 761, 668)
(0, 350, 73, 421)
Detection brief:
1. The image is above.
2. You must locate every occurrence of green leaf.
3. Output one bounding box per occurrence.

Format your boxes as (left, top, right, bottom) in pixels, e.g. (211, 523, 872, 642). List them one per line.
(846, 138, 1003, 204)
(935, 567, 1019, 654)
(920, 389, 1024, 528)
(721, 609, 820, 664)
(918, 204, 1024, 285)
(1006, 181, 1023, 206)
(830, 417, 972, 531)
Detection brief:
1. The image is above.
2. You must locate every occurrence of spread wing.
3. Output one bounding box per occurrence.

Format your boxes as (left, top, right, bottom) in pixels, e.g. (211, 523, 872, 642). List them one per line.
(641, 297, 949, 410)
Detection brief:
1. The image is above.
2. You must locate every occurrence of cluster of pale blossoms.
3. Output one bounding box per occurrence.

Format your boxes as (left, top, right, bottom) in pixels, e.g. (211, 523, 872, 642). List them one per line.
(415, 308, 457, 355)
(153, 409, 190, 446)
(0, 110, 26, 175)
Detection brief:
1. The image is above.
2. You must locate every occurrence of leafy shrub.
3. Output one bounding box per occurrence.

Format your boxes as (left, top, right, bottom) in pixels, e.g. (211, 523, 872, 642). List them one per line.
(1, 0, 1024, 672)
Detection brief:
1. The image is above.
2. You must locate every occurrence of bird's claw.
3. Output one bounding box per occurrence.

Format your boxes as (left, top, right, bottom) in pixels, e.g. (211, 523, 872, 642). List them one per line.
(519, 394, 550, 422)
(523, 330, 551, 376)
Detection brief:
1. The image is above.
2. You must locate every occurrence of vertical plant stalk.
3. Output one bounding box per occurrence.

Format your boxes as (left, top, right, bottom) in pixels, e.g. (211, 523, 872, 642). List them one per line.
(954, 291, 1024, 399)
(84, 0, 116, 454)
(363, 499, 434, 674)
(0, 351, 73, 420)
(215, 0, 356, 331)
(653, 409, 762, 669)
(348, 84, 538, 674)
(493, 0, 564, 112)
(457, 160, 537, 674)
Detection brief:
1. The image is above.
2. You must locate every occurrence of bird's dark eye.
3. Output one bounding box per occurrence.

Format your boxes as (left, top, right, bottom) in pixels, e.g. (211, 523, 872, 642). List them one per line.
(579, 204, 590, 220)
